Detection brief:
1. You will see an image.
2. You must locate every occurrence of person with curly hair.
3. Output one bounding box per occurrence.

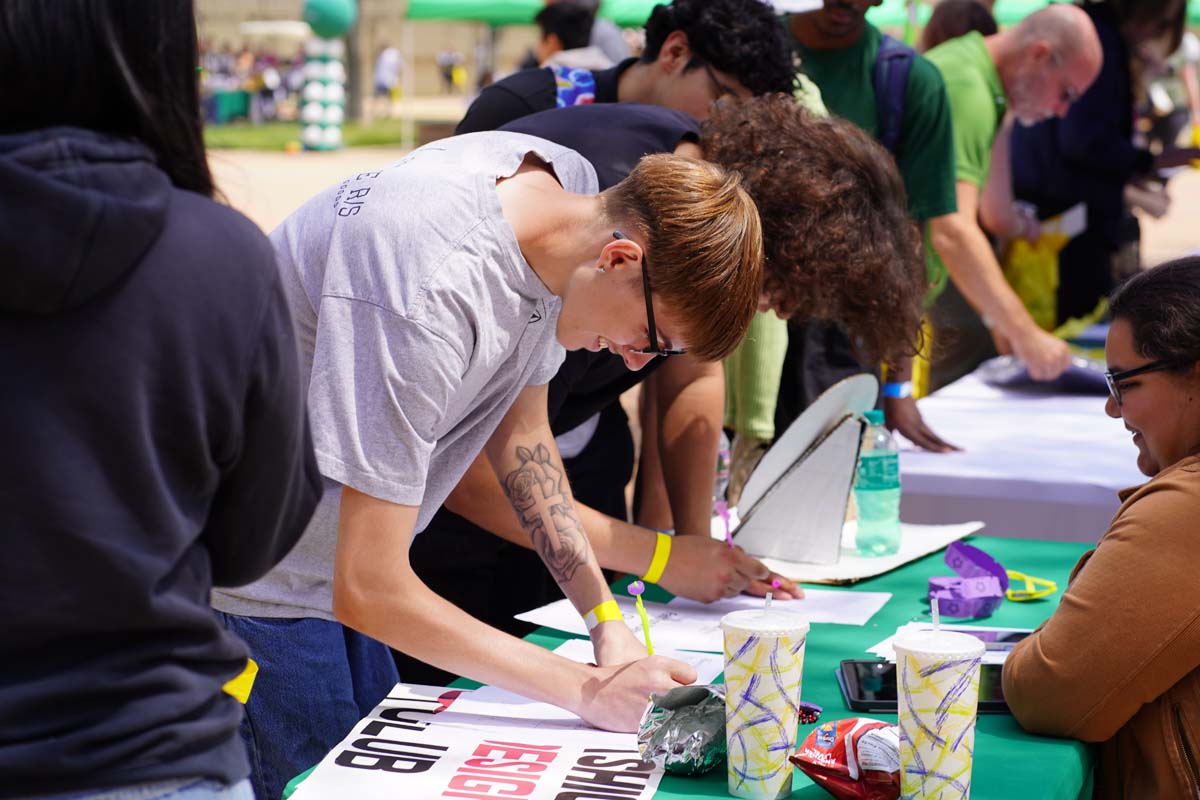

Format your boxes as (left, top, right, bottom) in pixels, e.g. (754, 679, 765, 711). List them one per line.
(704, 96, 925, 367)
(780, 0, 964, 454)
(394, 95, 924, 686)
(455, 0, 796, 134)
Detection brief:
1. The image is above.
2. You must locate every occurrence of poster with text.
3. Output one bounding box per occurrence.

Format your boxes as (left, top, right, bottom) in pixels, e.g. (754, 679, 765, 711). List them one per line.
(292, 684, 665, 800)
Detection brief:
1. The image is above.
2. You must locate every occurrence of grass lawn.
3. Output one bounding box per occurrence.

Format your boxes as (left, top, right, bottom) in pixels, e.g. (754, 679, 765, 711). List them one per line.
(204, 118, 410, 150)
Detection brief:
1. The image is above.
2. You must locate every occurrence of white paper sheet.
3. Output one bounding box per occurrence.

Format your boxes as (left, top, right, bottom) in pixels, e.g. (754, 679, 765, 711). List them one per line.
(516, 588, 891, 653)
(455, 640, 724, 722)
(293, 684, 662, 799)
(757, 521, 985, 584)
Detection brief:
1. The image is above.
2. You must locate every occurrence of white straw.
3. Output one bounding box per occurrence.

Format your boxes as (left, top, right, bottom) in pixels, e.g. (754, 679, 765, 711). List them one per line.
(931, 596, 941, 632)
(765, 592, 773, 609)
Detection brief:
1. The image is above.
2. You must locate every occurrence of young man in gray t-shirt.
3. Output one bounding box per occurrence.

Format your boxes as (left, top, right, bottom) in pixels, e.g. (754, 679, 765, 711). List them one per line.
(212, 131, 765, 799)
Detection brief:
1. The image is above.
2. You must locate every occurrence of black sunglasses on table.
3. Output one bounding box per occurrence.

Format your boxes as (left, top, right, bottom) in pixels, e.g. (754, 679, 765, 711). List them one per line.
(611, 231, 686, 357)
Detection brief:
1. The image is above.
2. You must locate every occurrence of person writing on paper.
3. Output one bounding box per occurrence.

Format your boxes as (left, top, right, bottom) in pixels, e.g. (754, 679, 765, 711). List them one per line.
(398, 96, 927, 684)
(212, 138, 762, 800)
(1004, 256, 1200, 799)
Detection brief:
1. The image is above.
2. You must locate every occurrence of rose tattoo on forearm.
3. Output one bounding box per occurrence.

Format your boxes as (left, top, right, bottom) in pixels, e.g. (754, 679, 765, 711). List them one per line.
(502, 443, 589, 584)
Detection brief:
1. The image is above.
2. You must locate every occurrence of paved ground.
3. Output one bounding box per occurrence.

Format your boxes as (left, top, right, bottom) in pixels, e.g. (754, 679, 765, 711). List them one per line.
(210, 146, 407, 234)
(213, 144, 1200, 265)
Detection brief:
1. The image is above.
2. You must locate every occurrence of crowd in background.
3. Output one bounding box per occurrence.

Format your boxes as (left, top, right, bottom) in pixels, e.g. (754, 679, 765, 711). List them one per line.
(199, 41, 307, 123)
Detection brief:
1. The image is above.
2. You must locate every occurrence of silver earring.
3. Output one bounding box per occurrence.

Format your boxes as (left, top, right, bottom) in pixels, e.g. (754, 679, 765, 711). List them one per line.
(597, 266, 606, 273)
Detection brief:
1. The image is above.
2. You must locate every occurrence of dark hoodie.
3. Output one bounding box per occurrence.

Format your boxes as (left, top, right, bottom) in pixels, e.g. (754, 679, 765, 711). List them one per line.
(0, 128, 322, 795)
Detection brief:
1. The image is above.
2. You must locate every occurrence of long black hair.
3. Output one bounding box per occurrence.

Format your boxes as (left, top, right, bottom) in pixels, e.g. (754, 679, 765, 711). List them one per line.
(1110, 256, 1200, 367)
(0, 0, 215, 197)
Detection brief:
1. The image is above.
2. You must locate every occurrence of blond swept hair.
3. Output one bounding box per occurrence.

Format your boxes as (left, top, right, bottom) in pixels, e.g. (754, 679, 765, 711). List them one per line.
(601, 154, 763, 362)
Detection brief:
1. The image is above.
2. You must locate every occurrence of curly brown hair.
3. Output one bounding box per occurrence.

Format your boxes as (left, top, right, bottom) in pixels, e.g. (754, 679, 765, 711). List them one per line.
(701, 94, 926, 364)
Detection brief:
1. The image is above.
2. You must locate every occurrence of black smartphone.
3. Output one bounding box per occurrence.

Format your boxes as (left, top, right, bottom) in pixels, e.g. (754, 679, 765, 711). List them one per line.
(836, 659, 1011, 714)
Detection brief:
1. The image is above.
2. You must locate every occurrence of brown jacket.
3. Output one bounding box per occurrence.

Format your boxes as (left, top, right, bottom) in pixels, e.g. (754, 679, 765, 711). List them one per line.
(1003, 454, 1200, 800)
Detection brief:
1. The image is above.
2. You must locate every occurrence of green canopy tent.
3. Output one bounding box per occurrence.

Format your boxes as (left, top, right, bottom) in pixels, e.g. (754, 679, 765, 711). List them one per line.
(405, 0, 541, 25)
(404, 0, 664, 27)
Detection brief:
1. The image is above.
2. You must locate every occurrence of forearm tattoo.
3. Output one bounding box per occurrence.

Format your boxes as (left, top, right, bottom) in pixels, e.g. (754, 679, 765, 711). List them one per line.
(502, 443, 589, 584)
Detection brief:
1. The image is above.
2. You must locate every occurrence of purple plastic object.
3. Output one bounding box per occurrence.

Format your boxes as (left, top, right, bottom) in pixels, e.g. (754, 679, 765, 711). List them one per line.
(628, 580, 646, 597)
(944, 541, 1009, 592)
(928, 542, 1008, 619)
(928, 576, 1005, 618)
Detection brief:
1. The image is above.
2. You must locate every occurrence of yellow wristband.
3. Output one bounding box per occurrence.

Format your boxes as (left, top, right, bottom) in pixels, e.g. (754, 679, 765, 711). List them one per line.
(641, 531, 672, 584)
(583, 600, 623, 630)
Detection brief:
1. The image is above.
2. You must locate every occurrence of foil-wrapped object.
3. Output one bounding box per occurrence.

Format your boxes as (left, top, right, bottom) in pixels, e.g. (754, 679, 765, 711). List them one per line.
(637, 684, 727, 776)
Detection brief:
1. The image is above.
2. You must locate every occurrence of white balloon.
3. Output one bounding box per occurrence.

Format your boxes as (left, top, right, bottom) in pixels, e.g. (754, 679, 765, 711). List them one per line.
(304, 38, 325, 58)
(322, 126, 343, 147)
(302, 82, 324, 102)
(324, 61, 346, 83)
(323, 82, 345, 104)
(301, 102, 324, 124)
(327, 39, 345, 59)
(302, 124, 323, 147)
(303, 61, 324, 81)
(323, 105, 345, 125)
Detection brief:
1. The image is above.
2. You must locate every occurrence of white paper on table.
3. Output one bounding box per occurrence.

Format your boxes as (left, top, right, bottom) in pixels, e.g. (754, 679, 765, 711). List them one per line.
(552, 638, 724, 683)
(757, 521, 985, 585)
(866, 622, 1034, 665)
(292, 683, 662, 799)
(516, 588, 891, 653)
(457, 639, 723, 722)
(667, 590, 890, 628)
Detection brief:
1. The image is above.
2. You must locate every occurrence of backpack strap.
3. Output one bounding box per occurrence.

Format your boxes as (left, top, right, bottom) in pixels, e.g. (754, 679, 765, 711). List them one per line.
(873, 33, 916, 155)
(549, 64, 598, 109)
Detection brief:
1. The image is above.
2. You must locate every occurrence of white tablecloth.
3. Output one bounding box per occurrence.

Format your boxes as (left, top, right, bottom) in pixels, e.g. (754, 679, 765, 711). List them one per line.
(897, 374, 1145, 543)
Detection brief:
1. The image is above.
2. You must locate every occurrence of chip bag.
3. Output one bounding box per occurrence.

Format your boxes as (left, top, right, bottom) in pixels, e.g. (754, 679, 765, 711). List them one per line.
(790, 717, 900, 800)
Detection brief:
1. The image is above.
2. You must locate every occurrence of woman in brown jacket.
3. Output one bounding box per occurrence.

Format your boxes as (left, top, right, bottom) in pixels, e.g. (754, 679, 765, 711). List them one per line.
(1004, 256, 1200, 799)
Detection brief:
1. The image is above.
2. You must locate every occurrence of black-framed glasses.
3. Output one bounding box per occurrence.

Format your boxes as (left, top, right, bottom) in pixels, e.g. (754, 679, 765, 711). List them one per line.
(1104, 359, 1185, 406)
(612, 231, 686, 357)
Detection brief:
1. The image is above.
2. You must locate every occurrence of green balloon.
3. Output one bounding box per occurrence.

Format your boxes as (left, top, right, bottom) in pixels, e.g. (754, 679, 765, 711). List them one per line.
(304, 0, 357, 39)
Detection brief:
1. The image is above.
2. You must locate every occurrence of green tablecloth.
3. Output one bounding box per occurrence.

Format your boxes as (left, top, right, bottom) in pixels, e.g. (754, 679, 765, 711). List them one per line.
(286, 534, 1096, 800)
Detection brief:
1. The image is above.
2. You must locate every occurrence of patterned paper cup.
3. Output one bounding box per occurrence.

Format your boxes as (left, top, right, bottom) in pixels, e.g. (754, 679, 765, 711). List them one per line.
(721, 609, 810, 800)
(893, 629, 986, 799)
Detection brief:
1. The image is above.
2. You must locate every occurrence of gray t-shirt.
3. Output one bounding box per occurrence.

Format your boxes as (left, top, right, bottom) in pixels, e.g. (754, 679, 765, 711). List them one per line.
(214, 132, 597, 620)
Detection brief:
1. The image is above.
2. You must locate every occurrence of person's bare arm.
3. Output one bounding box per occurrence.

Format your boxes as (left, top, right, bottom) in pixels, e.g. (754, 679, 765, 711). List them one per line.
(482, 383, 646, 666)
(647, 356, 800, 599)
(928, 182, 1071, 381)
(647, 355, 724, 535)
(333, 487, 696, 732)
(443, 425, 799, 602)
(881, 356, 959, 453)
(979, 115, 1038, 241)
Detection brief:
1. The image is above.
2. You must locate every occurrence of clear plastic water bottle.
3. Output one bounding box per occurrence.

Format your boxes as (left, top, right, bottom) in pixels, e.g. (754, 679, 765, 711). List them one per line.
(854, 409, 902, 556)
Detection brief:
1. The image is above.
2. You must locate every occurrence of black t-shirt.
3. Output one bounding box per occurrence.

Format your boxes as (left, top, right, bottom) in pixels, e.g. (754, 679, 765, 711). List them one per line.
(456, 58, 637, 135)
(499, 103, 701, 434)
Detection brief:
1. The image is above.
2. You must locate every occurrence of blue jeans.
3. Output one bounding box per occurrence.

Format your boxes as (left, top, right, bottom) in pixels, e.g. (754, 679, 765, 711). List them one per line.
(33, 779, 253, 800)
(215, 613, 400, 800)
